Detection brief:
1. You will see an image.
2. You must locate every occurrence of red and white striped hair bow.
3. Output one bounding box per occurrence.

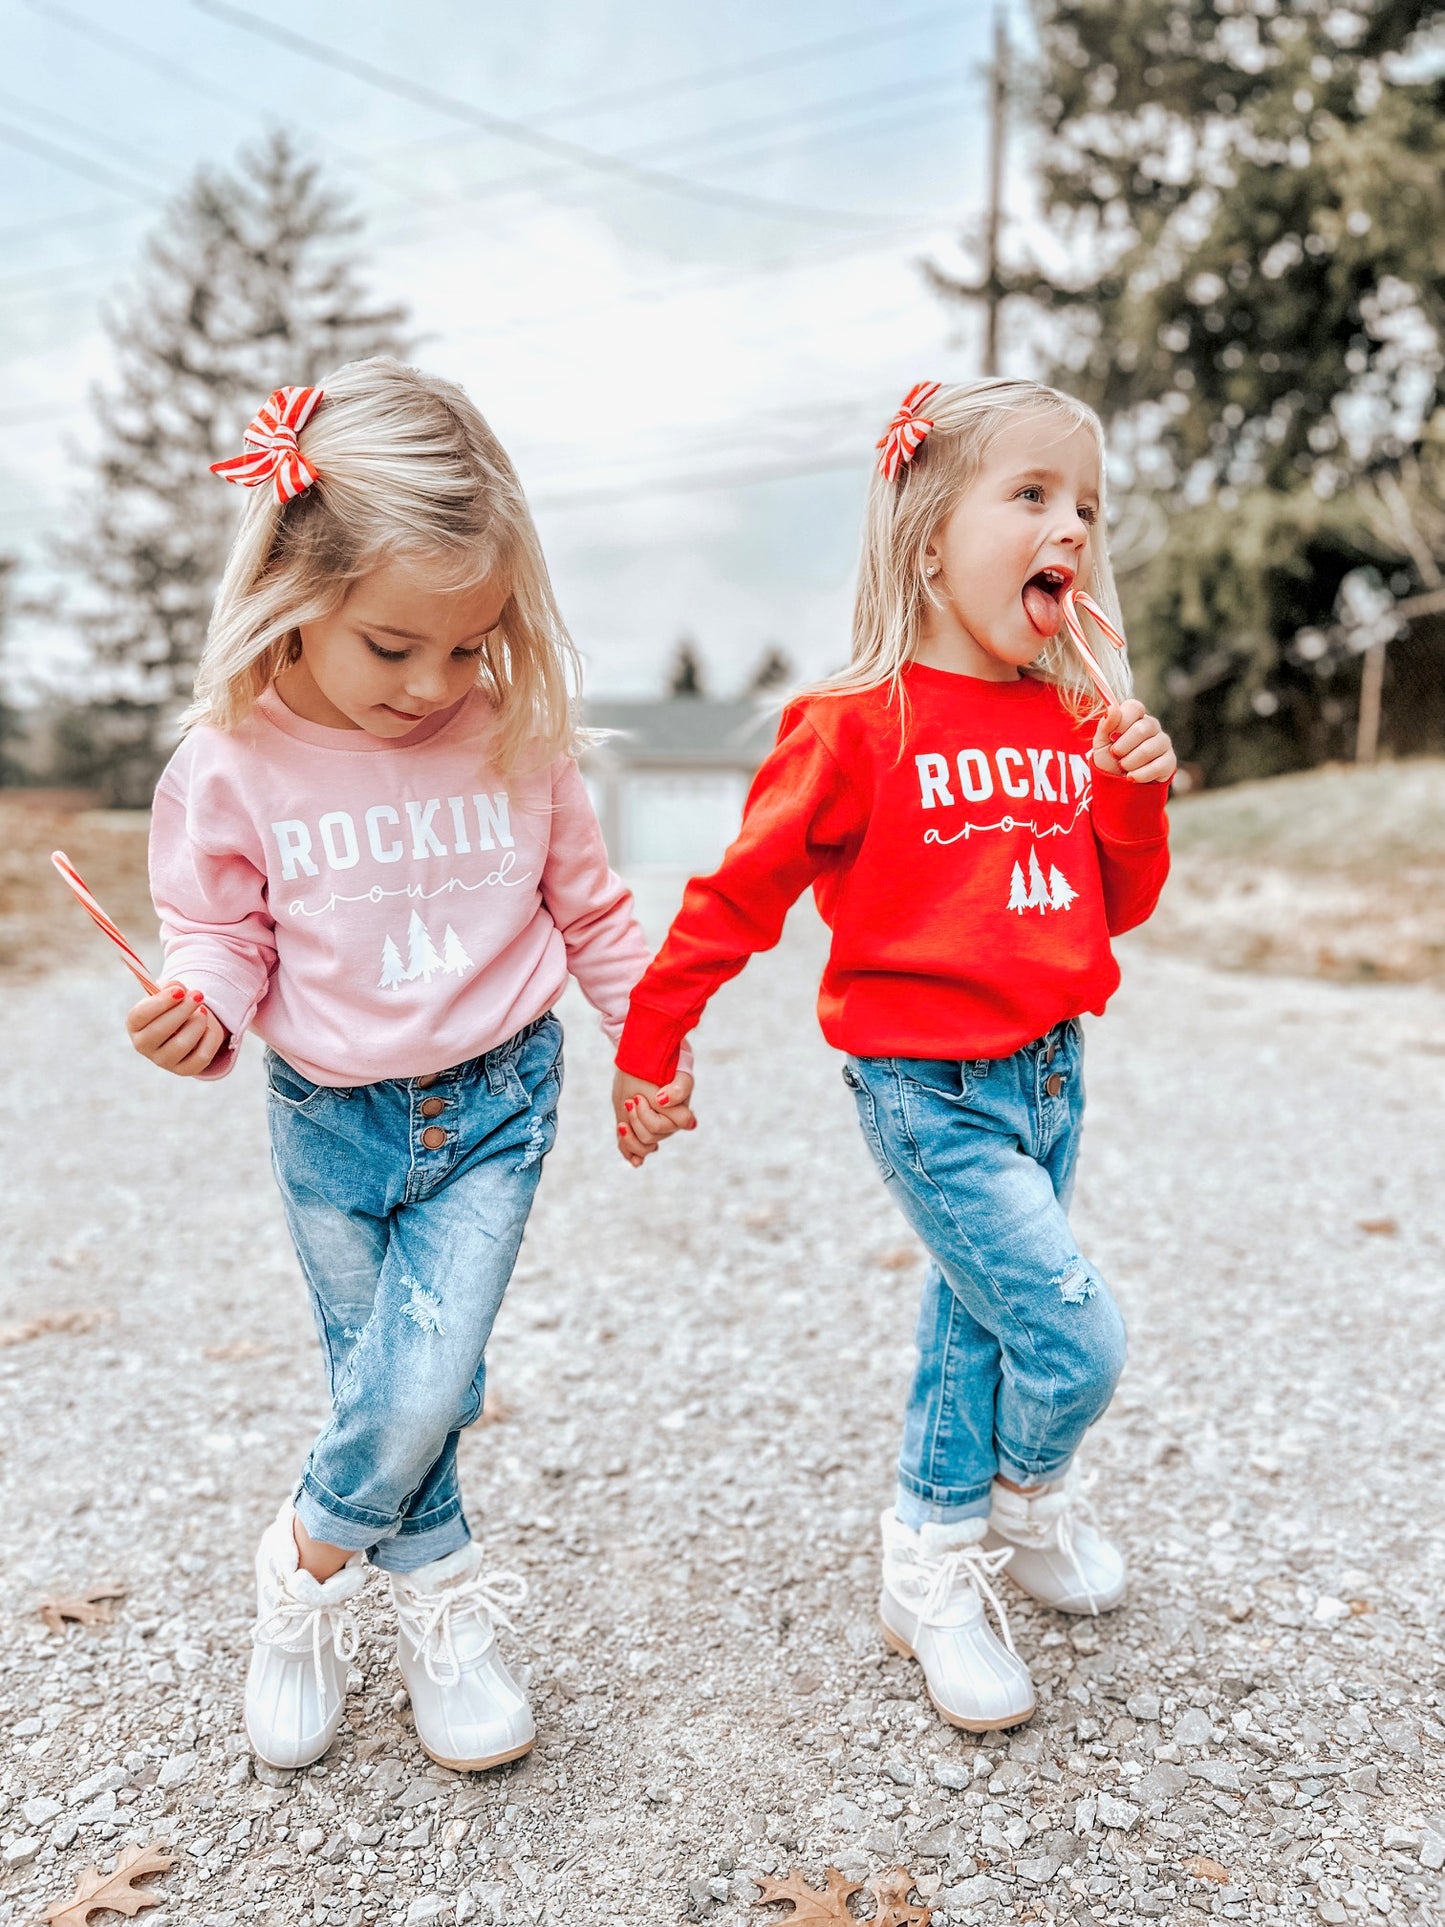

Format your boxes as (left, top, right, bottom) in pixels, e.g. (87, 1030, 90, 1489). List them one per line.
(876, 380, 941, 482)
(210, 385, 324, 503)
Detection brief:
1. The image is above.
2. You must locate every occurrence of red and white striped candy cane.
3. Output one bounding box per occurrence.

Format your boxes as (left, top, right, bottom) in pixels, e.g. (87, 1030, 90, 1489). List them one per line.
(1061, 588, 1128, 709)
(50, 850, 162, 996)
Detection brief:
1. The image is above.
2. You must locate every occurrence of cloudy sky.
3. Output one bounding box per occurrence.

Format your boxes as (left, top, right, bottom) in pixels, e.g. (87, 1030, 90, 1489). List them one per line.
(0, 0, 1045, 698)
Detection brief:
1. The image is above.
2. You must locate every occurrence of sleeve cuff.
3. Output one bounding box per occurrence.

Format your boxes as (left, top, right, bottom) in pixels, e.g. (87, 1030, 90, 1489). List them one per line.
(160, 963, 259, 1081)
(616, 1001, 695, 1087)
(1091, 769, 1170, 843)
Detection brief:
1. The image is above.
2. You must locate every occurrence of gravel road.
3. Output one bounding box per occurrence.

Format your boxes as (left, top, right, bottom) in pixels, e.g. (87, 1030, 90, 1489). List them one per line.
(1, 886, 1443, 1927)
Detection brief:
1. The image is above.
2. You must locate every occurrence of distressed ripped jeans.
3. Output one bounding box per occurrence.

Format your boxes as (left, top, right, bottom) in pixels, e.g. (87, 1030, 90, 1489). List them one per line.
(843, 1019, 1126, 1525)
(265, 1013, 563, 1574)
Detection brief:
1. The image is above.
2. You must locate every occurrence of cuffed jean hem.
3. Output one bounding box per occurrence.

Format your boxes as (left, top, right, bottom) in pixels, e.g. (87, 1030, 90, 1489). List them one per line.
(895, 1473, 994, 1526)
(994, 1446, 1076, 1491)
(292, 1481, 472, 1576)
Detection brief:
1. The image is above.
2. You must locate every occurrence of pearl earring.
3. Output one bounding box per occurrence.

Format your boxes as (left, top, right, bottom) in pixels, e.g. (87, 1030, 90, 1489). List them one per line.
(925, 564, 940, 579)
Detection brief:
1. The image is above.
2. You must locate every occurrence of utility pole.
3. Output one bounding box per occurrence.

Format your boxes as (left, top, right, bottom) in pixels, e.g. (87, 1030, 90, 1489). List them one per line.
(923, 6, 1037, 376)
(981, 8, 1008, 377)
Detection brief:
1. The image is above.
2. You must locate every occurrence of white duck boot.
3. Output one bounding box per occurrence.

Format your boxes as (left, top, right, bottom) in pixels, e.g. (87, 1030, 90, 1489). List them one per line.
(983, 1467, 1127, 1615)
(245, 1502, 366, 1770)
(878, 1508, 1035, 1731)
(391, 1541, 534, 1771)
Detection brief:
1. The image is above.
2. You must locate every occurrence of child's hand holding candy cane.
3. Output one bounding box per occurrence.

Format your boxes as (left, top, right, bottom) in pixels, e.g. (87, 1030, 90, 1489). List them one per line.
(1091, 699, 1177, 785)
(125, 983, 229, 1077)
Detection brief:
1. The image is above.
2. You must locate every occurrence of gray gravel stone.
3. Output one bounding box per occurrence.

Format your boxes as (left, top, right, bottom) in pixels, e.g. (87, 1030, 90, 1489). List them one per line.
(3, 927, 1444, 1925)
(1096, 1791, 1140, 1831)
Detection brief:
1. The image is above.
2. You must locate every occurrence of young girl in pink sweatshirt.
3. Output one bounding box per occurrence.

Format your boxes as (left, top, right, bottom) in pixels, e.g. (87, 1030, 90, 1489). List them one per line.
(125, 360, 691, 1773)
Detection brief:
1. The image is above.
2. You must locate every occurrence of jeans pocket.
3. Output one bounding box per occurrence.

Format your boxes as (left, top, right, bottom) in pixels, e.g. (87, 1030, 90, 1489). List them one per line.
(842, 1060, 895, 1182)
(264, 1050, 336, 1117)
(501, 1014, 564, 1107)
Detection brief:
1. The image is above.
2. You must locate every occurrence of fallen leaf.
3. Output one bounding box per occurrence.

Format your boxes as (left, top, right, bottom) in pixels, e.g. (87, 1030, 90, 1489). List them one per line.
(41, 1841, 175, 1926)
(1348, 1598, 1372, 1615)
(867, 1867, 934, 1926)
(0, 1308, 109, 1349)
(753, 1867, 932, 1924)
(755, 1866, 862, 1922)
(202, 1340, 270, 1360)
(37, 1583, 127, 1634)
(1357, 1217, 1398, 1236)
(1182, 1854, 1230, 1883)
(876, 1247, 918, 1272)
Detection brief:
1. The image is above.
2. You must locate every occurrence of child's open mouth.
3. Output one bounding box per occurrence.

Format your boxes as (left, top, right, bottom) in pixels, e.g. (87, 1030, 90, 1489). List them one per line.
(1022, 567, 1072, 638)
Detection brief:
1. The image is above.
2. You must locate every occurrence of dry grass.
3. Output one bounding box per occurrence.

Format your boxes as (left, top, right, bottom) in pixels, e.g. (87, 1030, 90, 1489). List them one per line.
(0, 793, 155, 982)
(1149, 757, 1445, 984)
(5, 759, 1444, 993)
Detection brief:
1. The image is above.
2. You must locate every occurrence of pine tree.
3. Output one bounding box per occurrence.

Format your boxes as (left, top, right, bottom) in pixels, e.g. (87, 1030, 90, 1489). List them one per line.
(1022, 0, 1445, 779)
(1007, 860, 1030, 914)
(1026, 847, 1051, 912)
(745, 645, 795, 695)
(1049, 864, 1078, 912)
(406, 911, 443, 984)
(667, 638, 707, 699)
(56, 132, 409, 804)
(378, 933, 407, 990)
(440, 925, 473, 976)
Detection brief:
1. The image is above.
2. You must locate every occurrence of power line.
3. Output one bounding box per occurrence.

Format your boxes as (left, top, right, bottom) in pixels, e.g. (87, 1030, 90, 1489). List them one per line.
(0, 86, 167, 175)
(524, 8, 966, 130)
(0, 118, 162, 202)
(18, 0, 375, 174)
(0, 254, 134, 299)
(22, 0, 271, 121)
(0, 204, 144, 246)
(530, 450, 871, 512)
(190, 0, 897, 230)
(360, 67, 975, 239)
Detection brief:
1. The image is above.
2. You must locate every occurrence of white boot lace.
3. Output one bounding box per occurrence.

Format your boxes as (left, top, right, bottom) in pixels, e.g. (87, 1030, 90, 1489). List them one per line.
(396, 1567, 528, 1689)
(252, 1590, 360, 1701)
(894, 1539, 1020, 1655)
(1002, 1468, 1101, 1616)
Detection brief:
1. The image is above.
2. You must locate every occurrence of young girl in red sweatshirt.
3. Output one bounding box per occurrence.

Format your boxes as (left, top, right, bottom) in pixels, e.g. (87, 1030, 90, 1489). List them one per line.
(614, 378, 1175, 1730)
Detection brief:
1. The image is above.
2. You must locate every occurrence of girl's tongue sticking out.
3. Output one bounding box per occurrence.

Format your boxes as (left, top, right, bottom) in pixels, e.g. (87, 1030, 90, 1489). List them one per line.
(1022, 569, 1069, 638)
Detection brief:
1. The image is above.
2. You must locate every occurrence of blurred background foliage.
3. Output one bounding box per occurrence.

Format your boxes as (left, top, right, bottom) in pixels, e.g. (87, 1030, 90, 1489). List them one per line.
(1027, 0, 1445, 784)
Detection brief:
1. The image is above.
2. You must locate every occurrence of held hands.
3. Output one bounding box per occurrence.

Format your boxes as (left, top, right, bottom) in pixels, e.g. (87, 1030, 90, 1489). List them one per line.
(125, 983, 228, 1077)
(1091, 700, 1177, 785)
(612, 1069, 696, 1168)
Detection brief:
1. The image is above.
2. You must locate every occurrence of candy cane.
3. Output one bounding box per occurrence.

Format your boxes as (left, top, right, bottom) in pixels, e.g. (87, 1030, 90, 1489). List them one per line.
(50, 850, 163, 996)
(1061, 588, 1128, 709)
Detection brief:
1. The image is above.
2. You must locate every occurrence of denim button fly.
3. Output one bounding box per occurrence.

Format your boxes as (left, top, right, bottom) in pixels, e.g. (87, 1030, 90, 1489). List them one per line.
(420, 1098, 446, 1118)
(421, 1127, 448, 1149)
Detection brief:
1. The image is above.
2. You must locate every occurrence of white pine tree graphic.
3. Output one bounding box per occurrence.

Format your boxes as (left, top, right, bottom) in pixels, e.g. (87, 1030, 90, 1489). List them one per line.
(405, 910, 444, 983)
(440, 925, 473, 977)
(378, 933, 407, 990)
(1008, 861, 1030, 914)
(1026, 846, 1052, 913)
(1048, 865, 1078, 911)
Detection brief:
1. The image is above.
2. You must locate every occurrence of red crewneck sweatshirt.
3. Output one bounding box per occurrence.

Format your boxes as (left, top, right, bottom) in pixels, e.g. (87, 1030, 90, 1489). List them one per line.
(616, 665, 1170, 1085)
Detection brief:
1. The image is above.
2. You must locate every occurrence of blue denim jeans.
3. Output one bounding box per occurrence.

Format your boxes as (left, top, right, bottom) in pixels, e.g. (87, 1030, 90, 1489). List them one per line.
(264, 1013, 563, 1574)
(843, 1019, 1126, 1524)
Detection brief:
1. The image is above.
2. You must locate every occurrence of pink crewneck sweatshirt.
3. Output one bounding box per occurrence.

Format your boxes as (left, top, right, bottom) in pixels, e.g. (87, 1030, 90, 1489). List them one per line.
(150, 686, 660, 1086)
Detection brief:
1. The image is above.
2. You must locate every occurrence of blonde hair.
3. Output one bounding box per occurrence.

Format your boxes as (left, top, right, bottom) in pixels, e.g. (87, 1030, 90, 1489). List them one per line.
(814, 376, 1132, 716)
(186, 357, 581, 770)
